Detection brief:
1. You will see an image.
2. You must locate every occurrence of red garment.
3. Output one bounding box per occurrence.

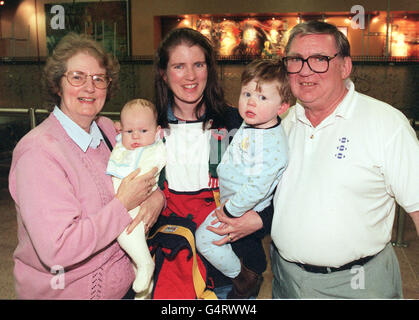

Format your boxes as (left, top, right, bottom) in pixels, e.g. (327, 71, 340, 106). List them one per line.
(150, 108, 243, 299)
(162, 184, 217, 227)
(153, 249, 207, 299)
(148, 214, 213, 299)
(149, 184, 216, 299)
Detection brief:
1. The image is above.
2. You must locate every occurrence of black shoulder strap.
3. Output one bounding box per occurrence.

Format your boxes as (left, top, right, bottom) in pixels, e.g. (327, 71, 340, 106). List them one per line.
(98, 126, 113, 151)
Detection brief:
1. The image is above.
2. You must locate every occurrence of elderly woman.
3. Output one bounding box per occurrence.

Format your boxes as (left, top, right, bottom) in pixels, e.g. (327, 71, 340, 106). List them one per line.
(8, 33, 164, 299)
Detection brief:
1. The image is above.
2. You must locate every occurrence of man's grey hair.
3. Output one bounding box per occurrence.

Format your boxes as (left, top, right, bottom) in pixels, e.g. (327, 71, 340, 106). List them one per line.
(285, 20, 351, 57)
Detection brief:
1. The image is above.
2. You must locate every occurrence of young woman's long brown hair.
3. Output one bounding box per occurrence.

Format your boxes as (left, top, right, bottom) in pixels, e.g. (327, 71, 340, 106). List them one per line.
(154, 28, 229, 129)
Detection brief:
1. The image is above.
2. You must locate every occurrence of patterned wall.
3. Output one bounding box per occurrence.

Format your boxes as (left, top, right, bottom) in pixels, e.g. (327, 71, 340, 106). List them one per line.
(219, 62, 419, 120)
(0, 61, 418, 118)
(0, 60, 417, 158)
(0, 62, 154, 112)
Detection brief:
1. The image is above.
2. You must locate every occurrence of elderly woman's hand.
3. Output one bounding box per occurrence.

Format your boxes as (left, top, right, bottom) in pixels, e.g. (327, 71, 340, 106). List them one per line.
(126, 188, 165, 234)
(206, 204, 263, 246)
(114, 121, 122, 134)
(116, 167, 158, 212)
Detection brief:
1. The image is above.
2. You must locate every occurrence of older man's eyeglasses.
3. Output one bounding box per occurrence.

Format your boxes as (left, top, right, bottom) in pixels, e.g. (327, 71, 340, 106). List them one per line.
(63, 71, 111, 89)
(283, 53, 340, 74)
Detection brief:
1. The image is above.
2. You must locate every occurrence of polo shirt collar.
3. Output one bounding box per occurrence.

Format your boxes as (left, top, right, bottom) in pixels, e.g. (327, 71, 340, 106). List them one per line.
(53, 106, 104, 152)
(335, 79, 356, 119)
(294, 79, 356, 125)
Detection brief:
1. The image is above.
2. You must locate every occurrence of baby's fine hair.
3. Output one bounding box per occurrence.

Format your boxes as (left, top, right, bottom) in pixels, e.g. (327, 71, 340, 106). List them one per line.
(241, 59, 293, 104)
(122, 98, 158, 121)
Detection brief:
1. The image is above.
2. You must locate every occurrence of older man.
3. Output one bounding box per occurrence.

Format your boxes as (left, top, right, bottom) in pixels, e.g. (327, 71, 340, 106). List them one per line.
(271, 21, 419, 299)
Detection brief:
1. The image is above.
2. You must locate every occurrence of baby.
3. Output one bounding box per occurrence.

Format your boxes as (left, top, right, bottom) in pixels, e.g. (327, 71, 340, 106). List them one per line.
(106, 99, 166, 297)
(196, 59, 293, 299)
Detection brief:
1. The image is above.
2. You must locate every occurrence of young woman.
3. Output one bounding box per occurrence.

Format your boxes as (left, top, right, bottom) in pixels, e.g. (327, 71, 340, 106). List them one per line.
(151, 28, 273, 299)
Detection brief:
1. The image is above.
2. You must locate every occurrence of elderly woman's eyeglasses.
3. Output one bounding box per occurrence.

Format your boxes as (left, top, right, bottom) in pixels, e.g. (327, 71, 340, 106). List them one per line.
(283, 53, 340, 74)
(63, 71, 111, 89)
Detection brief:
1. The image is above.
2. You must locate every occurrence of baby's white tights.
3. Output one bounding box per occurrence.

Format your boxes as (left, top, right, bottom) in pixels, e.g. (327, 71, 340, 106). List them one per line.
(114, 178, 154, 296)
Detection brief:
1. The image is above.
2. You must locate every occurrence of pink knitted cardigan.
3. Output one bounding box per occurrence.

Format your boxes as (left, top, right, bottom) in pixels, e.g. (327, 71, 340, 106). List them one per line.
(9, 113, 135, 299)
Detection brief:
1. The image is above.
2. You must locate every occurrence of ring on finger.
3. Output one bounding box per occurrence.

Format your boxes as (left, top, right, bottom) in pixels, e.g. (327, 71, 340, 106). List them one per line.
(228, 233, 233, 242)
